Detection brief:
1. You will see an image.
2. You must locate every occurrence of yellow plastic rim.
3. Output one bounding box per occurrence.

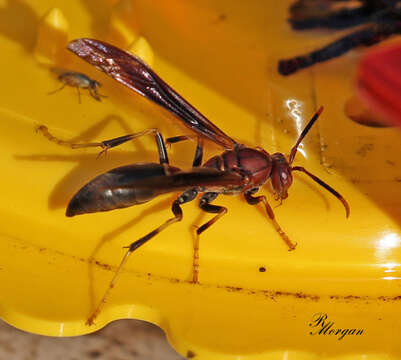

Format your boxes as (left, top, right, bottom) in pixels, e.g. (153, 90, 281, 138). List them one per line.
(0, 1, 400, 359)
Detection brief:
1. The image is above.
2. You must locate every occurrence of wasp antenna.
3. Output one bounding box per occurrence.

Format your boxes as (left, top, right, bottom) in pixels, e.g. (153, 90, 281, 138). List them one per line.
(289, 106, 324, 164)
(292, 166, 350, 218)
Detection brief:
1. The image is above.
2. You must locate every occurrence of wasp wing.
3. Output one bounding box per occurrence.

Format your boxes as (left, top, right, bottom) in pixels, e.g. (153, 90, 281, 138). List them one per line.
(68, 38, 236, 149)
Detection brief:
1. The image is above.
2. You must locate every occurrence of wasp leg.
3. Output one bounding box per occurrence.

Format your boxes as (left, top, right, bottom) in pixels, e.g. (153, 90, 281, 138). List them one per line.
(86, 188, 198, 326)
(244, 191, 296, 250)
(166, 135, 203, 167)
(36, 126, 170, 165)
(192, 192, 227, 284)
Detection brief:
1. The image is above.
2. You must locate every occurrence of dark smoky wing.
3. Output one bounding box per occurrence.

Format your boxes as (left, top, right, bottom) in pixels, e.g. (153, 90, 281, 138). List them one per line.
(67, 38, 236, 149)
(104, 168, 243, 195)
(115, 167, 244, 192)
(79, 164, 243, 195)
(67, 164, 243, 217)
(163, 167, 244, 190)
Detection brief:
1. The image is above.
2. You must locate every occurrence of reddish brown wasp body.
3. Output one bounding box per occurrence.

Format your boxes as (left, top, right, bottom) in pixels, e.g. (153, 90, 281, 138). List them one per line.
(39, 38, 349, 325)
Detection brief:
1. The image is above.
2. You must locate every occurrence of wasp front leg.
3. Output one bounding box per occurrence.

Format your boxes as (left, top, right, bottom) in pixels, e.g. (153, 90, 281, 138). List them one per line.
(244, 191, 296, 250)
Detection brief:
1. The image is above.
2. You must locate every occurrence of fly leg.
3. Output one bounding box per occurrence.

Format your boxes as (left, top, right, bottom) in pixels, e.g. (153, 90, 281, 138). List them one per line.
(88, 86, 107, 101)
(87, 86, 100, 101)
(87, 188, 198, 326)
(244, 190, 296, 250)
(36, 126, 170, 165)
(76, 86, 82, 103)
(192, 192, 227, 284)
(48, 83, 66, 95)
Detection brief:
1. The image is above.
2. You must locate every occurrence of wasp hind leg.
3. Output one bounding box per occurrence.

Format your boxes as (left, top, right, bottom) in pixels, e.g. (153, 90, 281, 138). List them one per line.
(86, 188, 198, 326)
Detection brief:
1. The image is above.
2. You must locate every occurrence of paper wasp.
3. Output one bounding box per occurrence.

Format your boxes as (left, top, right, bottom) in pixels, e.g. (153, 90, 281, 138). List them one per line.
(38, 38, 349, 325)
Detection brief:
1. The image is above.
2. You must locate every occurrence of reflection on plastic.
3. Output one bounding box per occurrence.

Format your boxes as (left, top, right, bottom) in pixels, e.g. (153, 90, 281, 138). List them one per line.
(285, 99, 306, 158)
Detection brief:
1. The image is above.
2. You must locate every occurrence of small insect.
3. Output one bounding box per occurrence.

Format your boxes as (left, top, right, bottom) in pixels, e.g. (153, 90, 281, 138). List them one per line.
(278, 0, 401, 75)
(48, 71, 105, 103)
(39, 38, 350, 325)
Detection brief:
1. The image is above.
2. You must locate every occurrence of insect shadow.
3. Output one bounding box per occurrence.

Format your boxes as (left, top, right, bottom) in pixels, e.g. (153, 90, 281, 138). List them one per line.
(16, 115, 152, 210)
(16, 114, 208, 314)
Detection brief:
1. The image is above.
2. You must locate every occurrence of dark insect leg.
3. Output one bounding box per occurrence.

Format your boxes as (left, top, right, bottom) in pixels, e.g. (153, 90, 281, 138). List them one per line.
(291, 166, 350, 217)
(166, 135, 197, 144)
(289, 2, 381, 30)
(36, 126, 169, 165)
(88, 86, 107, 101)
(192, 192, 227, 284)
(278, 22, 401, 75)
(48, 84, 66, 95)
(76, 86, 82, 104)
(88, 86, 101, 101)
(244, 191, 296, 250)
(166, 135, 203, 167)
(87, 188, 198, 325)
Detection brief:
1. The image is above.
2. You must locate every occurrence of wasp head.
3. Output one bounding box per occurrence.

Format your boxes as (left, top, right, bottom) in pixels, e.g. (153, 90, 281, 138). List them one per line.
(271, 153, 293, 200)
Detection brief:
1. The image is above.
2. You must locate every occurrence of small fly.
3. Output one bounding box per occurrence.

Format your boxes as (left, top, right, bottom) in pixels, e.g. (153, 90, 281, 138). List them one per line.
(39, 38, 350, 325)
(48, 71, 106, 103)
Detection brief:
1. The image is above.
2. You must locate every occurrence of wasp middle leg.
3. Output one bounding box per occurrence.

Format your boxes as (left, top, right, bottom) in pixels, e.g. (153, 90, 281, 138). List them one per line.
(166, 135, 203, 167)
(192, 192, 227, 284)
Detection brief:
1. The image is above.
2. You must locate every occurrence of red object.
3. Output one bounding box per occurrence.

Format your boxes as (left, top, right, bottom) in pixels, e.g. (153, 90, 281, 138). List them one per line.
(357, 42, 401, 127)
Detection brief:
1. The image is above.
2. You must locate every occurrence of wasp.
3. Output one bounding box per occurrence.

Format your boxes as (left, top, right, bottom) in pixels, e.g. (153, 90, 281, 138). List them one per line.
(39, 38, 350, 325)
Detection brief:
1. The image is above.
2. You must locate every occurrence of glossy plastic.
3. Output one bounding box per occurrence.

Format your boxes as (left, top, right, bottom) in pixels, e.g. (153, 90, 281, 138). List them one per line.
(357, 42, 401, 127)
(0, 1, 400, 359)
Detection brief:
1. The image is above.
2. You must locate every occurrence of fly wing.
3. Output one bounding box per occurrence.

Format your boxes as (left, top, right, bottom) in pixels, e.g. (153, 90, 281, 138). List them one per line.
(68, 38, 237, 149)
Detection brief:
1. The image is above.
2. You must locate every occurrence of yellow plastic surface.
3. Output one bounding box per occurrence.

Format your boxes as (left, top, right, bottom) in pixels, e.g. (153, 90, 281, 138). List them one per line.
(1, 1, 401, 359)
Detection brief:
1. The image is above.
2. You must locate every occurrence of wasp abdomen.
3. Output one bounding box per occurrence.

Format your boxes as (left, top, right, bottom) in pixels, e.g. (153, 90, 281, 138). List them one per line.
(66, 163, 178, 217)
